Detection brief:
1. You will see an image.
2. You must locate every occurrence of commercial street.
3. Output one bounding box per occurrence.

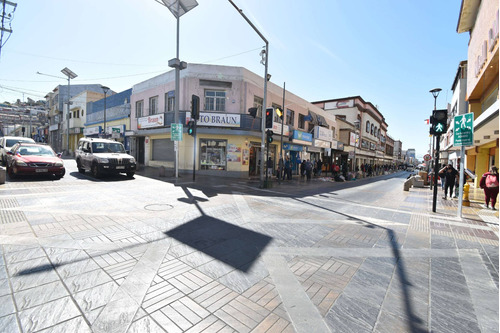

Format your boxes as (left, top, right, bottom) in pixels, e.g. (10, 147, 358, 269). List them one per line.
(0, 160, 498, 333)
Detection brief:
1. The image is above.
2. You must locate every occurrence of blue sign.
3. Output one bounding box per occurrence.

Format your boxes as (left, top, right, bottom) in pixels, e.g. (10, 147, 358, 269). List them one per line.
(292, 130, 313, 142)
(283, 143, 303, 151)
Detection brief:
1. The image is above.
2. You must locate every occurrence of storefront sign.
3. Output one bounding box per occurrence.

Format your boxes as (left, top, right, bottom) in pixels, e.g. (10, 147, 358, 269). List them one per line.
(337, 142, 344, 150)
(292, 130, 312, 142)
(49, 124, 59, 131)
(83, 126, 101, 136)
(314, 126, 333, 142)
(324, 99, 354, 109)
(198, 113, 241, 127)
(138, 114, 164, 129)
(313, 139, 331, 148)
(272, 122, 290, 136)
(283, 143, 303, 151)
(350, 133, 359, 147)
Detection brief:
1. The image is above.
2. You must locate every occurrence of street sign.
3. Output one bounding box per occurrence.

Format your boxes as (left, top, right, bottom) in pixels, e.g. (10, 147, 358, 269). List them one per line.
(453, 113, 473, 146)
(423, 154, 431, 161)
(171, 123, 183, 141)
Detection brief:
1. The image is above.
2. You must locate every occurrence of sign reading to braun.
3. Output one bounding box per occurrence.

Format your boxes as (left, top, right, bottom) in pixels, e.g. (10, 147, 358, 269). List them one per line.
(197, 113, 241, 128)
(324, 99, 354, 109)
(138, 114, 164, 129)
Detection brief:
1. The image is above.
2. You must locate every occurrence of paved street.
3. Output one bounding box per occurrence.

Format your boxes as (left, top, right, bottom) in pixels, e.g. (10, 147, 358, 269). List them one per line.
(0, 160, 498, 333)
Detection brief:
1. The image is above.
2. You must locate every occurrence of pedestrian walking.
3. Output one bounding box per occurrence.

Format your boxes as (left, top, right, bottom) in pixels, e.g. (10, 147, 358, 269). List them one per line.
(479, 166, 499, 210)
(266, 157, 273, 178)
(277, 157, 284, 180)
(305, 159, 313, 180)
(316, 159, 323, 176)
(439, 164, 458, 200)
(300, 160, 306, 178)
(283, 156, 292, 180)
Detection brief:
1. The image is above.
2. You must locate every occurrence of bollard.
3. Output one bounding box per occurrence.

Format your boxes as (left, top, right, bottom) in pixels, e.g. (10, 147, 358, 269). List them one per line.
(462, 183, 470, 207)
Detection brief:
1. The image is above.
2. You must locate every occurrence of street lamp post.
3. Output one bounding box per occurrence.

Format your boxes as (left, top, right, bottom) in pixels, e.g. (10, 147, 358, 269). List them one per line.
(158, 0, 198, 178)
(430, 88, 441, 212)
(228, 0, 269, 188)
(353, 120, 360, 176)
(61, 67, 77, 156)
(101, 86, 109, 138)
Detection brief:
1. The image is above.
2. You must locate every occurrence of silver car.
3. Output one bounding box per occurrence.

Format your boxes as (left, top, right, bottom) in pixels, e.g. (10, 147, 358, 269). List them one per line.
(0, 136, 36, 165)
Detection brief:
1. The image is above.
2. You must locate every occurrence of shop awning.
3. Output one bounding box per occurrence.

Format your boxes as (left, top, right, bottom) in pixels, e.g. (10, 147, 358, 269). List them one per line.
(308, 111, 328, 126)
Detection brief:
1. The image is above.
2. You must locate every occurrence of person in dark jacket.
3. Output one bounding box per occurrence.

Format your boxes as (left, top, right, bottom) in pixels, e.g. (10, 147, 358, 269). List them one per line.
(305, 159, 313, 180)
(439, 164, 458, 200)
(300, 160, 306, 178)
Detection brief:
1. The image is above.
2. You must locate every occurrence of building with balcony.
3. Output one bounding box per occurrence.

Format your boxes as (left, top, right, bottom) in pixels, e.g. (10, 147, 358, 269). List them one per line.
(457, 0, 499, 185)
(129, 64, 340, 178)
(312, 96, 393, 171)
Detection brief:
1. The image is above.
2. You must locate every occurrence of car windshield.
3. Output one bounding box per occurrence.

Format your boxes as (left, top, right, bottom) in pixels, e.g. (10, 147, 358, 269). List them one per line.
(92, 142, 125, 153)
(6, 138, 34, 147)
(17, 146, 56, 156)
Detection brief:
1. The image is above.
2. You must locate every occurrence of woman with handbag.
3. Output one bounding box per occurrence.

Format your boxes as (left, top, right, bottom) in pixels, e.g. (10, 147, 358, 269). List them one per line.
(479, 166, 499, 210)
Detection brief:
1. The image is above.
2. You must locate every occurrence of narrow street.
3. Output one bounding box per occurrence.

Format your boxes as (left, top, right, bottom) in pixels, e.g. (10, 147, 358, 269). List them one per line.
(0, 160, 497, 333)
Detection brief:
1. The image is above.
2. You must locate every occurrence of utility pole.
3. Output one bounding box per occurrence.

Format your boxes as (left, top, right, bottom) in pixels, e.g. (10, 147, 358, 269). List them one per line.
(0, 0, 16, 58)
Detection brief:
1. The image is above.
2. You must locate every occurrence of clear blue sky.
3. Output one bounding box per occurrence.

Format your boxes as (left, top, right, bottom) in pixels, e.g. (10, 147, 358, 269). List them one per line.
(0, 0, 469, 158)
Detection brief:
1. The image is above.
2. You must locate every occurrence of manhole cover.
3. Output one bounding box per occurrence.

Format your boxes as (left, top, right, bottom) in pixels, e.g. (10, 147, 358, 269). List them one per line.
(144, 204, 174, 211)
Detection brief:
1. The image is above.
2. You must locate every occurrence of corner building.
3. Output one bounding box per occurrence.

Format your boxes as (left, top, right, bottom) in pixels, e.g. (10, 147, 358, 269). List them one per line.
(128, 64, 341, 178)
(457, 0, 499, 185)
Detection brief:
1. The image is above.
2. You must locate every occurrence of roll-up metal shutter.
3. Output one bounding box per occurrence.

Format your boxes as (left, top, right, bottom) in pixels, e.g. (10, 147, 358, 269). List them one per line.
(152, 139, 174, 161)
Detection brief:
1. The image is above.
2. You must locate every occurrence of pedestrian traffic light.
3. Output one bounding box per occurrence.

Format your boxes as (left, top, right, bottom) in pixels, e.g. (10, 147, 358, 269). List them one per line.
(276, 108, 283, 120)
(266, 129, 273, 143)
(191, 95, 200, 120)
(265, 107, 273, 128)
(430, 109, 447, 135)
(187, 120, 195, 136)
(248, 107, 257, 118)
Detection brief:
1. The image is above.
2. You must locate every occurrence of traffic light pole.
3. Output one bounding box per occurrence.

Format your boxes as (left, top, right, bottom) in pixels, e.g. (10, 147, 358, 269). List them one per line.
(192, 119, 197, 181)
(432, 134, 441, 213)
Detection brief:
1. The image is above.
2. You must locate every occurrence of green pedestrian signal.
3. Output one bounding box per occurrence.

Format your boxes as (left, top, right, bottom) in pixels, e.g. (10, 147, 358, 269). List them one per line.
(187, 120, 195, 136)
(429, 109, 447, 136)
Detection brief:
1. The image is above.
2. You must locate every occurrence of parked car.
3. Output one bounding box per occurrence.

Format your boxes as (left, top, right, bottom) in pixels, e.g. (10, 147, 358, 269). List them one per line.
(0, 136, 36, 165)
(75, 138, 136, 178)
(6, 143, 65, 179)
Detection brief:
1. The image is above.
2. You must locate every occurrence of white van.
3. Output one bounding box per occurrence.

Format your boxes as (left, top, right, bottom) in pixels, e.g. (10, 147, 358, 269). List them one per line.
(0, 136, 36, 165)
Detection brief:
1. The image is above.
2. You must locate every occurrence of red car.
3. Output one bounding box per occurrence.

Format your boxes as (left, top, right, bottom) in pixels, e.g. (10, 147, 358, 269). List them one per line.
(6, 143, 65, 179)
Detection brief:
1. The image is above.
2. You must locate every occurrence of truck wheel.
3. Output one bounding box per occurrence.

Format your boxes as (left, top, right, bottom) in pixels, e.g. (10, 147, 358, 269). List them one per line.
(91, 163, 100, 178)
(77, 159, 85, 174)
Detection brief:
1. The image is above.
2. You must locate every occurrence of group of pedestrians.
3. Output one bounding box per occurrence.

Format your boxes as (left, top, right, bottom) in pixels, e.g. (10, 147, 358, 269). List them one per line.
(438, 163, 498, 210)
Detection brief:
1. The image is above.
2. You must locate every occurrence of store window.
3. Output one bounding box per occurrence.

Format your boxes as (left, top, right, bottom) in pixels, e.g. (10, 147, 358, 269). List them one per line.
(253, 96, 263, 118)
(136, 100, 143, 118)
(286, 109, 295, 126)
(200, 139, 227, 170)
(298, 114, 305, 129)
(149, 96, 158, 115)
(165, 91, 175, 112)
(205, 90, 226, 111)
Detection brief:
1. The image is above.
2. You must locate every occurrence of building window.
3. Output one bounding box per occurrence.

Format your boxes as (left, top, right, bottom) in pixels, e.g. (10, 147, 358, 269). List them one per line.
(374, 126, 377, 137)
(200, 139, 227, 170)
(136, 100, 143, 118)
(366, 121, 370, 133)
(253, 96, 263, 118)
(165, 91, 175, 112)
(298, 114, 305, 129)
(149, 96, 158, 115)
(371, 124, 374, 135)
(205, 90, 226, 111)
(286, 109, 294, 126)
(272, 103, 282, 122)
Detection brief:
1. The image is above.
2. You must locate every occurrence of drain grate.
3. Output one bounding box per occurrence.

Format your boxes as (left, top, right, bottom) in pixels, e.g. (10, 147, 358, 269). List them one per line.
(144, 204, 174, 211)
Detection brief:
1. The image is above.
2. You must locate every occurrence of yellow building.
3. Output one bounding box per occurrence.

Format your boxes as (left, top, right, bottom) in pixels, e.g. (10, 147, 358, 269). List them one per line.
(457, 0, 499, 185)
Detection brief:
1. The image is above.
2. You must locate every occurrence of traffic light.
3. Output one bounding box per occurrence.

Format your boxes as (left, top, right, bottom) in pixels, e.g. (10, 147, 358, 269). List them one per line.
(265, 107, 273, 128)
(191, 95, 200, 120)
(248, 107, 257, 118)
(430, 109, 447, 135)
(187, 120, 195, 136)
(266, 129, 274, 143)
(276, 108, 283, 120)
